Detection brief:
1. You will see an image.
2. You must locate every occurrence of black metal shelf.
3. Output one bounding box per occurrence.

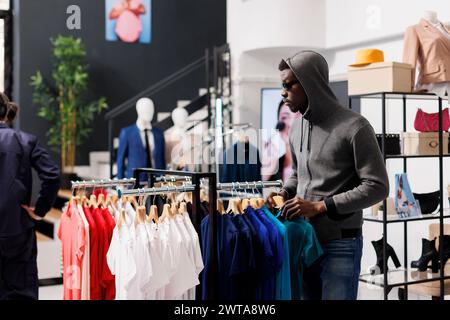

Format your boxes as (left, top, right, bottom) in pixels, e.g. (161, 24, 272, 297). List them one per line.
(350, 92, 448, 300)
(364, 209, 450, 224)
(349, 91, 447, 101)
(385, 154, 450, 159)
(359, 268, 450, 289)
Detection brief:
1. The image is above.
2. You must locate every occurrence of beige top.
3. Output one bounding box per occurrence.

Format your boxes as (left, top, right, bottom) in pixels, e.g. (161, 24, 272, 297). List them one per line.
(403, 19, 450, 89)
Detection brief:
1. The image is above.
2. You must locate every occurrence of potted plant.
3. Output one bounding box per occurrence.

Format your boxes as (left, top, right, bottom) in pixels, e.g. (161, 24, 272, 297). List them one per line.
(30, 36, 107, 188)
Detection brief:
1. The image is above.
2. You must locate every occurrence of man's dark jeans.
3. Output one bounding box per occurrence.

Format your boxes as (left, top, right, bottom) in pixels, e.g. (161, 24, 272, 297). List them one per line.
(303, 236, 363, 300)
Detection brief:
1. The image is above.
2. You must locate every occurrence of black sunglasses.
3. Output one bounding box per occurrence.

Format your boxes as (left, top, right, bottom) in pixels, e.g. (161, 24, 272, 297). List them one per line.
(282, 79, 299, 91)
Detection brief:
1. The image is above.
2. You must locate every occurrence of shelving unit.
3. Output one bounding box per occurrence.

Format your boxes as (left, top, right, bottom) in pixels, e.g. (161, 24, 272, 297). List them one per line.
(349, 91, 449, 300)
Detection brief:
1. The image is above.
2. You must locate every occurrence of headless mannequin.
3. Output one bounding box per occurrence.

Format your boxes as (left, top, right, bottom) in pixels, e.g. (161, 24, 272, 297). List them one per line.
(423, 10, 438, 24)
(136, 98, 155, 167)
(166, 107, 190, 170)
(170, 107, 188, 142)
(419, 11, 450, 103)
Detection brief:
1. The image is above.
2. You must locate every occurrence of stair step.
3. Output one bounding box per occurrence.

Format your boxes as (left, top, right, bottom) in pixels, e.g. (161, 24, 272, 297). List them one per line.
(36, 231, 53, 242)
(177, 100, 190, 108)
(35, 208, 62, 240)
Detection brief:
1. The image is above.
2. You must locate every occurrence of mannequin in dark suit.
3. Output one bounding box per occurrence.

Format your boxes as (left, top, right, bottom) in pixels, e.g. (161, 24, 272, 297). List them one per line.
(0, 94, 60, 300)
(117, 98, 166, 179)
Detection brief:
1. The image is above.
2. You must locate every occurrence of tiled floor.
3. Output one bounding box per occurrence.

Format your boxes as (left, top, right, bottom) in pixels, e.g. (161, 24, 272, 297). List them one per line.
(38, 283, 446, 300)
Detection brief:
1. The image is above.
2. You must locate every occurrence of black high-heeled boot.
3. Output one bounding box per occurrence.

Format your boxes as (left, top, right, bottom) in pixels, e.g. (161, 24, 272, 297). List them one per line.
(370, 238, 401, 275)
(437, 235, 450, 269)
(411, 238, 439, 273)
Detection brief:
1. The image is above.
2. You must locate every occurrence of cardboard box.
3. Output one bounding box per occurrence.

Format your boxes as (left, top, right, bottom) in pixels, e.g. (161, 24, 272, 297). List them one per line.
(401, 132, 449, 155)
(348, 62, 413, 95)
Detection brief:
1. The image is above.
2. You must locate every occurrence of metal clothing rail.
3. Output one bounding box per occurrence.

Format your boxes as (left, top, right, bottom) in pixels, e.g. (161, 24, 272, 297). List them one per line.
(154, 175, 193, 183)
(71, 178, 136, 189)
(119, 185, 196, 197)
(217, 180, 283, 190)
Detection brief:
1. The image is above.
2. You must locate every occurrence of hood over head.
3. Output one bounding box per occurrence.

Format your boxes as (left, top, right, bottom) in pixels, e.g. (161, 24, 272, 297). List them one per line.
(283, 50, 343, 124)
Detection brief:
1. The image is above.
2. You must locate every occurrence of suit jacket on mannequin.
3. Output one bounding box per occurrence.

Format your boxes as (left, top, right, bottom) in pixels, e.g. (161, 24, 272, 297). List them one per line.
(403, 19, 450, 89)
(117, 124, 166, 178)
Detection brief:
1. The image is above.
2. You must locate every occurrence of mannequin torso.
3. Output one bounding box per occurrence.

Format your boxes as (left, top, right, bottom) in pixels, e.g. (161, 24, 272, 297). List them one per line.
(416, 11, 450, 102)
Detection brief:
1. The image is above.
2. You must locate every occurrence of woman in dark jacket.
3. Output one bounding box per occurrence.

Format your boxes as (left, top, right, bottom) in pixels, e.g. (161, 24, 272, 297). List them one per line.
(0, 93, 60, 300)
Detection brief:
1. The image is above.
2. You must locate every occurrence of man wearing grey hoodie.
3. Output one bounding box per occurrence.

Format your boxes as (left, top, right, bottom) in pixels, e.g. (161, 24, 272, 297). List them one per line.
(270, 51, 389, 300)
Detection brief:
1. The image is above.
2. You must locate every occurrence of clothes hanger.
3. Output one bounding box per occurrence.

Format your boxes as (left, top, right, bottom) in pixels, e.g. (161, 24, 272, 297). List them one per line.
(178, 201, 187, 215)
(80, 185, 88, 207)
(160, 187, 173, 222)
(90, 185, 98, 209)
(254, 182, 265, 209)
(135, 189, 147, 226)
(249, 182, 259, 209)
(97, 192, 105, 209)
(226, 184, 242, 214)
(160, 204, 172, 222)
(217, 199, 226, 214)
(146, 188, 159, 224)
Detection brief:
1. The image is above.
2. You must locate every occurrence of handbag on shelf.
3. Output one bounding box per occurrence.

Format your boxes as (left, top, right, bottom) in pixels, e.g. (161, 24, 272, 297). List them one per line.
(376, 134, 401, 155)
(414, 108, 450, 132)
(413, 191, 440, 215)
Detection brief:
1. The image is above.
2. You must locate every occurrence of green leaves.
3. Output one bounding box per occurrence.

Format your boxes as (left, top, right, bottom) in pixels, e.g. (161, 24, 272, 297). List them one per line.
(30, 35, 108, 164)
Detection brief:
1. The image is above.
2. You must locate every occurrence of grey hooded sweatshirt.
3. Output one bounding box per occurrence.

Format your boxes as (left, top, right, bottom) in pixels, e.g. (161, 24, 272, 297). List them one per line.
(282, 51, 389, 243)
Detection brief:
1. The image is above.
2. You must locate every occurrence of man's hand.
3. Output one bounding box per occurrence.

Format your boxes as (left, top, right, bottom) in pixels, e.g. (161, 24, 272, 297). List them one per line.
(266, 189, 288, 210)
(281, 197, 327, 220)
(21, 205, 43, 221)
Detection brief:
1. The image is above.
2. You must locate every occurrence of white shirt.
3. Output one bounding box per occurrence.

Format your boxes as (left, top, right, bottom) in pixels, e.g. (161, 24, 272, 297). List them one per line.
(144, 222, 170, 299)
(126, 223, 153, 300)
(136, 121, 156, 167)
(160, 219, 199, 300)
(76, 203, 90, 300)
(106, 209, 135, 300)
(181, 212, 204, 300)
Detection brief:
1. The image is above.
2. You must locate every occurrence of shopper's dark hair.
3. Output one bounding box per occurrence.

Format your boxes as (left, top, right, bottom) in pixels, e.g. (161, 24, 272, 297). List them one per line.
(278, 59, 290, 71)
(0, 92, 18, 123)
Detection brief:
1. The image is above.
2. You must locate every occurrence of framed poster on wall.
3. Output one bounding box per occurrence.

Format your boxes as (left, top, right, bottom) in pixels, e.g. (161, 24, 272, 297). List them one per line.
(106, 0, 152, 44)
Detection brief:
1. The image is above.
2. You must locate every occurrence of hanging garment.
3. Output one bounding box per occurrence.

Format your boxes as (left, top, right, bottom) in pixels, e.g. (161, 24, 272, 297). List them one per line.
(126, 223, 154, 300)
(261, 206, 292, 300)
(162, 218, 199, 299)
(283, 217, 323, 300)
(117, 124, 166, 179)
(77, 203, 91, 300)
(230, 213, 258, 300)
(201, 213, 258, 300)
(220, 141, 262, 183)
(58, 203, 86, 300)
(181, 211, 205, 300)
(106, 211, 135, 300)
(144, 221, 170, 299)
(248, 207, 283, 300)
(83, 206, 102, 300)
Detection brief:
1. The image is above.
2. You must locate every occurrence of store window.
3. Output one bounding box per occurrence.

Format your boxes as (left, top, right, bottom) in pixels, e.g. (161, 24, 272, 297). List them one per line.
(0, 0, 11, 96)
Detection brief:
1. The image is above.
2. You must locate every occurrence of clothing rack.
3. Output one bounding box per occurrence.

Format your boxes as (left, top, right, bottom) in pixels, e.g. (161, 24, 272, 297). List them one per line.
(154, 175, 193, 183)
(71, 178, 136, 189)
(217, 180, 283, 190)
(119, 185, 196, 197)
(132, 168, 218, 300)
